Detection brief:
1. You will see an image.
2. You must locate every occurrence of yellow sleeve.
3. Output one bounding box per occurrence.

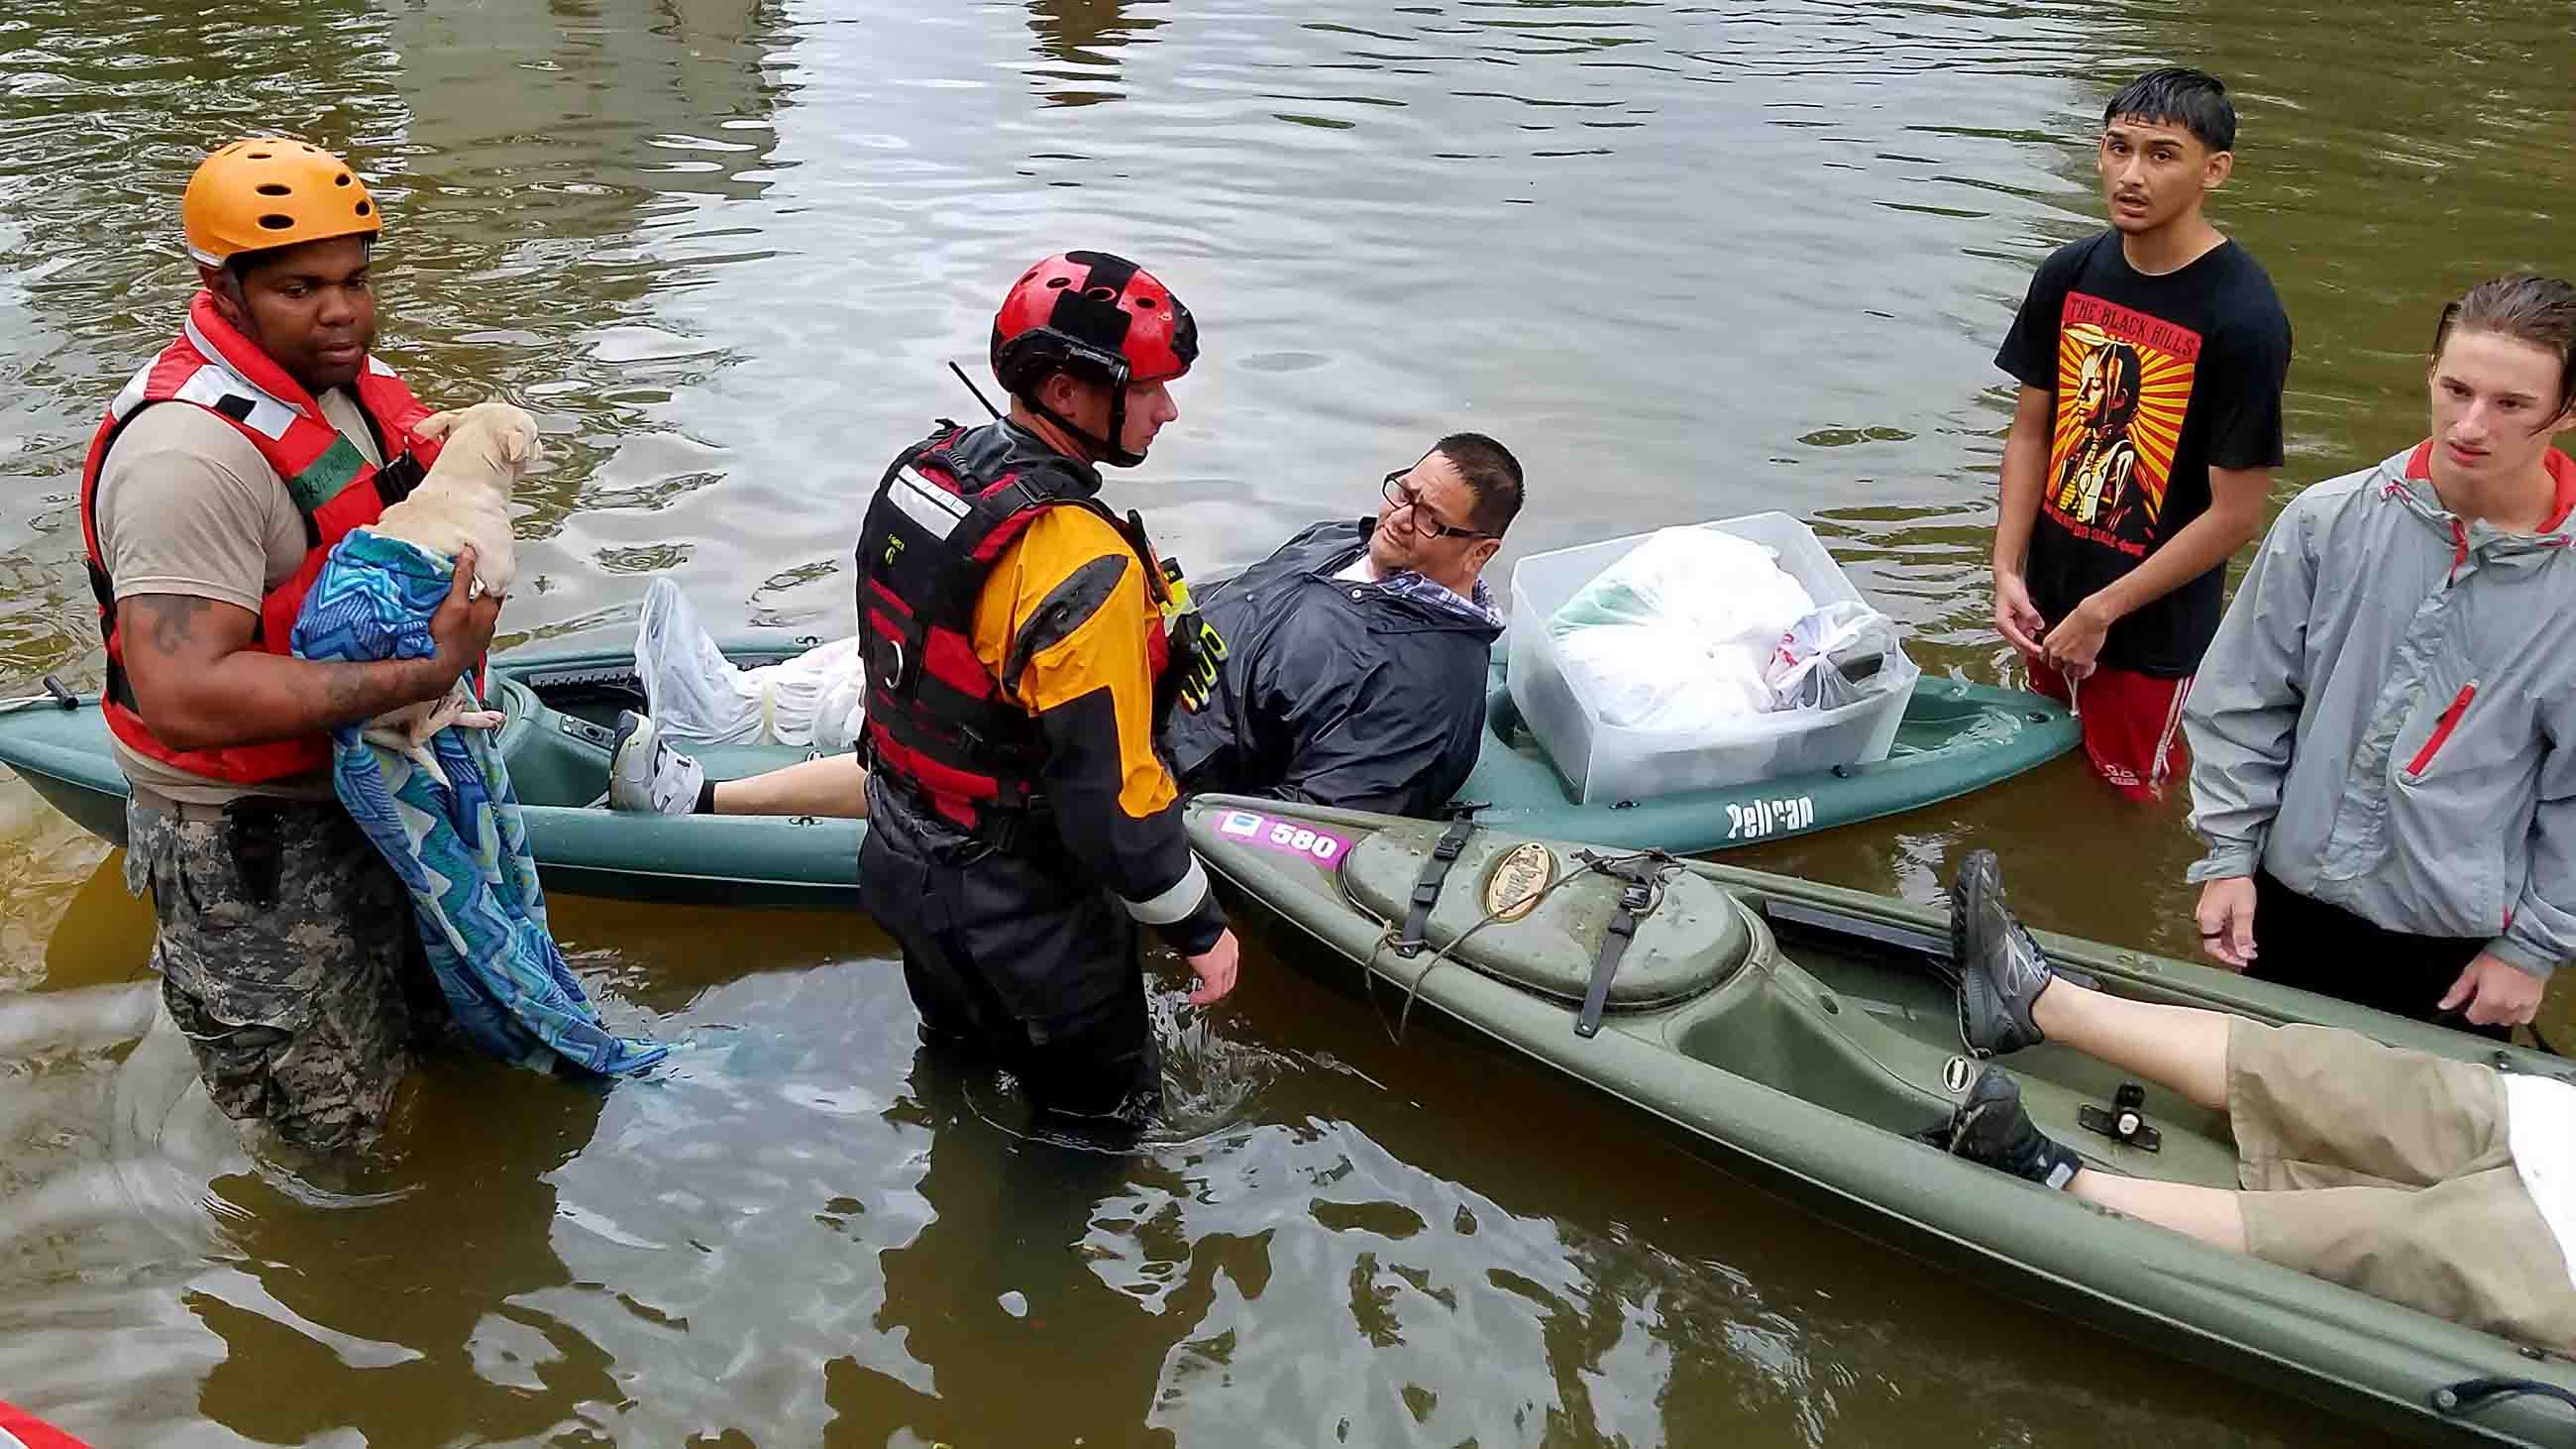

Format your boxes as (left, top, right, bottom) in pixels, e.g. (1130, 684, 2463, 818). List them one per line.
(971, 507, 1175, 820)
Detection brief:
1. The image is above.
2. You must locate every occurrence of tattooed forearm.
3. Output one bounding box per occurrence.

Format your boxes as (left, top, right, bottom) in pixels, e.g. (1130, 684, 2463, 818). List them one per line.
(116, 591, 433, 747)
(321, 663, 373, 719)
(311, 659, 436, 726)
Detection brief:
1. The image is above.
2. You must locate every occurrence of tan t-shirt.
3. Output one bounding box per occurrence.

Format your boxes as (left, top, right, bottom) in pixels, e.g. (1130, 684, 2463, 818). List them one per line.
(94, 390, 383, 805)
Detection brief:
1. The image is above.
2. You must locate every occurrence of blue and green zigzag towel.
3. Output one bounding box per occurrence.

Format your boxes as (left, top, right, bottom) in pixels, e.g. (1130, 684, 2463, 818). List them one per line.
(292, 529, 666, 1076)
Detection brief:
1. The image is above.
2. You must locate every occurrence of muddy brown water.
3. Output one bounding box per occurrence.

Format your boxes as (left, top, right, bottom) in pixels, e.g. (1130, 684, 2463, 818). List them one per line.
(2, 0, 2570, 1443)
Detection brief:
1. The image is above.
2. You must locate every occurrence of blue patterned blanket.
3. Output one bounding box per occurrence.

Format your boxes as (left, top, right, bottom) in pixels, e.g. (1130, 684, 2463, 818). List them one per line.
(290, 529, 666, 1077)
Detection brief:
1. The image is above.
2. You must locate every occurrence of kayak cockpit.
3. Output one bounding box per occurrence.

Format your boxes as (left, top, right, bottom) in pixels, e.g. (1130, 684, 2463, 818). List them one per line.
(487, 672, 819, 811)
(1675, 890, 2245, 1189)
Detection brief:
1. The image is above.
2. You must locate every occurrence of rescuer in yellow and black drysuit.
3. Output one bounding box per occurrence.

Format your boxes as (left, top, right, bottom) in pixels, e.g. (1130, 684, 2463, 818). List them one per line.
(852, 251, 1239, 1121)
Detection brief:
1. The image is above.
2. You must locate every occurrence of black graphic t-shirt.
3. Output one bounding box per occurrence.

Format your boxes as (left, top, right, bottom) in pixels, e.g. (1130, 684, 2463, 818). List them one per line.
(1995, 230, 2292, 677)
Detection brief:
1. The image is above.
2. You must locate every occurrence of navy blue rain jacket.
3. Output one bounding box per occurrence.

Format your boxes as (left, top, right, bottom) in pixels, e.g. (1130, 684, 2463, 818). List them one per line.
(1165, 520, 1501, 818)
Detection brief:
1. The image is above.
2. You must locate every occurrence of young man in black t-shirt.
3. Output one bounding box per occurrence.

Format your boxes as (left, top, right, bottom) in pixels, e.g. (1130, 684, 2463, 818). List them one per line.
(1990, 66, 2292, 801)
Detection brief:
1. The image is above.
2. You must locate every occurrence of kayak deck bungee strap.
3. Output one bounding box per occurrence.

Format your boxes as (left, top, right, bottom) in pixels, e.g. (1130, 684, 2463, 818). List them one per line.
(1571, 849, 1684, 1039)
(1396, 806, 1483, 953)
(1350, 831, 1677, 1046)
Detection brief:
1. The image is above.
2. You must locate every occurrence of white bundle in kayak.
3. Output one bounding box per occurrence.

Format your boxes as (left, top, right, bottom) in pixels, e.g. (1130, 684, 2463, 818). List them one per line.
(1548, 527, 1817, 730)
(634, 577, 867, 749)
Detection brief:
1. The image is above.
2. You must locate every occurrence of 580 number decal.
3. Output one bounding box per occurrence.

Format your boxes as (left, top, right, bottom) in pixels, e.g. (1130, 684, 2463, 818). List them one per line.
(1216, 809, 1353, 867)
(1266, 822, 1344, 863)
(1725, 796, 1816, 840)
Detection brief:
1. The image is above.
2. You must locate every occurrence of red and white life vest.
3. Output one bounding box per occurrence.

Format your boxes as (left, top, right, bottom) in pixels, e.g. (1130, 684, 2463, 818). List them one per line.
(76, 290, 445, 783)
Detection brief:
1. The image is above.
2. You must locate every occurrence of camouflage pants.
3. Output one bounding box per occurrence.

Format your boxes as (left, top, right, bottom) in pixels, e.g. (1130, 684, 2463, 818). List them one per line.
(125, 794, 449, 1153)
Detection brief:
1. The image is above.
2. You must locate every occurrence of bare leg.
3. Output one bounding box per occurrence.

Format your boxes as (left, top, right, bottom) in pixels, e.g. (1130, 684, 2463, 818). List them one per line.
(2029, 977, 2232, 1113)
(707, 754, 870, 819)
(2068, 1169, 2249, 1254)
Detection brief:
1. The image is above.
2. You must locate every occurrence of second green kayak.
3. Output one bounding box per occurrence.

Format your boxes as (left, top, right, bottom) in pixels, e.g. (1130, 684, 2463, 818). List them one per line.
(1186, 794, 2576, 1447)
(0, 634, 2074, 906)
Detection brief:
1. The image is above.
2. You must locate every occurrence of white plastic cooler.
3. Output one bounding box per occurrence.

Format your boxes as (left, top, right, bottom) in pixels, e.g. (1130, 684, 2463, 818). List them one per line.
(1505, 511, 1918, 805)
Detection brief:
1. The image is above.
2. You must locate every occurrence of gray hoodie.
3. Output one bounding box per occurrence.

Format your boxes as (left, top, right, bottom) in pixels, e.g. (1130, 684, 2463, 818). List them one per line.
(2185, 442, 2576, 979)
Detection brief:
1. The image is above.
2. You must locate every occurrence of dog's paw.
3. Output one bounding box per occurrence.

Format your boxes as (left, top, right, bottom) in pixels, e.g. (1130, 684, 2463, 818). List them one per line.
(413, 409, 460, 440)
(451, 710, 506, 730)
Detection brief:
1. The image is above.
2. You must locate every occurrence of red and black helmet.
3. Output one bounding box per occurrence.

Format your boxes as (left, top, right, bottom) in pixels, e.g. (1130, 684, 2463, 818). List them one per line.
(991, 251, 1198, 397)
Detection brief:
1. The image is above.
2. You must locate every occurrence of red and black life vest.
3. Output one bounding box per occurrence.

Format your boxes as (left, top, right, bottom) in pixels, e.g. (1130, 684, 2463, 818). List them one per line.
(857, 419, 1171, 836)
(76, 290, 445, 783)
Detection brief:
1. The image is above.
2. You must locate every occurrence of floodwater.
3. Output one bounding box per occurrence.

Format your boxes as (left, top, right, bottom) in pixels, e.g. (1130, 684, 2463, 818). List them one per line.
(1, 0, 2569, 1443)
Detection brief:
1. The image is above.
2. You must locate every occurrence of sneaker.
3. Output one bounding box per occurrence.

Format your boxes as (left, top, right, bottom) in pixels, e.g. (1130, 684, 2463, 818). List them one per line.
(1950, 847, 2054, 1059)
(1947, 1064, 2081, 1190)
(607, 711, 703, 816)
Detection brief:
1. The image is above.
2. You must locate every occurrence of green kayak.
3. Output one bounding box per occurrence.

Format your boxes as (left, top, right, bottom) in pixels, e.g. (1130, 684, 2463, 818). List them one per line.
(0, 634, 2071, 905)
(1184, 794, 2576, 1447)
(1185, 789, 2576, 1443)
(1459, 653, 2076, 852)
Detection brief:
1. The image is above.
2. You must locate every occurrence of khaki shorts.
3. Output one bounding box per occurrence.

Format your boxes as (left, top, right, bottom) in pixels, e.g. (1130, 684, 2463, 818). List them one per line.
(2229, 1019, 2576, 1354)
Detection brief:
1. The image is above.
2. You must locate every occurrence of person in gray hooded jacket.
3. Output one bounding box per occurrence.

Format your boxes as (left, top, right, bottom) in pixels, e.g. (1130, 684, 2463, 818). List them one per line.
(2184, 276, 2576, 1032)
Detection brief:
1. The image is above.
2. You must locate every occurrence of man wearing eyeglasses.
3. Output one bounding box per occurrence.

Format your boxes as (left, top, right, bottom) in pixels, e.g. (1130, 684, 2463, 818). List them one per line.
(615, 432, 1522, 822)
(1161, 432, 1521, 816)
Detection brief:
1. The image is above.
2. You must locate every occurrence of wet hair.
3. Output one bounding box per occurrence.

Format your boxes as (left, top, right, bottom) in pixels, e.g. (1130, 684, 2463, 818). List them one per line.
(2103, 66, 2236, 154)
(2083, 342, 2144, 429)
(1433, 431, 1524, 538)
(2432, 275, 2576, 425)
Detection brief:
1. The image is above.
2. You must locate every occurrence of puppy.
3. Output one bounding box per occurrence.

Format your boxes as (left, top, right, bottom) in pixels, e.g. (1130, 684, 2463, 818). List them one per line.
(357, 400, 541, 787)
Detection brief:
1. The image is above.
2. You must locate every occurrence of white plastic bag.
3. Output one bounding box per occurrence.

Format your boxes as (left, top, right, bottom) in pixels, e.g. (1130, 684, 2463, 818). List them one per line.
(1558, 624, 1775, 730)
(635, 577, 868, 749)
(1548, 527, 1816, 653)
(1546, 527, 1815, 734)
(1764, 601, 1905, 712)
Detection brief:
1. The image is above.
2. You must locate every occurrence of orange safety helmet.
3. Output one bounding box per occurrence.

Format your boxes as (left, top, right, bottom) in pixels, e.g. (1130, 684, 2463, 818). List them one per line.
(182, 138, 381, 267)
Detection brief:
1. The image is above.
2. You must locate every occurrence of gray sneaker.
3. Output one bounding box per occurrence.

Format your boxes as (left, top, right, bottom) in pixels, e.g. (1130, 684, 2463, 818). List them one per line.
(607, 711, 704, 815)
(1950, 848, 2053, 1059)
(1946, 1064, 2082, 1189)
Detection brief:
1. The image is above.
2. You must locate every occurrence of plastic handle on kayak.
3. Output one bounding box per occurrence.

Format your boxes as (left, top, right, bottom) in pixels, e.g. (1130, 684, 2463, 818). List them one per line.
(2430, 1376, 2576, 1417)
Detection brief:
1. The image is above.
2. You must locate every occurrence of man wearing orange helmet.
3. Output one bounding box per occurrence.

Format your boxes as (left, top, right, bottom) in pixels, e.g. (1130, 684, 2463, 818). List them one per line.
(732, 252, 1237, 1121)
(78, 139, 498, 1152)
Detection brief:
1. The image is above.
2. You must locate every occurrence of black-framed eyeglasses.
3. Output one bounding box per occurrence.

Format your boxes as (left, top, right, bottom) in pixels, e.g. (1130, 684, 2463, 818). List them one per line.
(1381, 470, 1495, 542)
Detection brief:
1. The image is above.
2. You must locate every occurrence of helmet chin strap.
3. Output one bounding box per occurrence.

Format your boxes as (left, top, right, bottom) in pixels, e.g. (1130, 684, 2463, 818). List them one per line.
(1021, 379, 1147, 469)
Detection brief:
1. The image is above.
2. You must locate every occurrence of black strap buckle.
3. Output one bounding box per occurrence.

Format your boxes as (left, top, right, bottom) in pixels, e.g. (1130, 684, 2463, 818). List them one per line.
(1575, 855, 1669, 1040)
(1577, 905, 1640, 1040)
(1397, 808, 1482, 954)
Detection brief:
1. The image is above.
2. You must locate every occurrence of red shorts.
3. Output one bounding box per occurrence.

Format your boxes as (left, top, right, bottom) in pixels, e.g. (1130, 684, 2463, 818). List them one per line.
(2023, 655, 2192, 802)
